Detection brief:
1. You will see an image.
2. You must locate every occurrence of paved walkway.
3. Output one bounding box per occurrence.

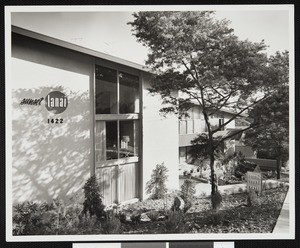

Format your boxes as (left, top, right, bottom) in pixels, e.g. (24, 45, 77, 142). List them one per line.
(272, 190, 290, 233)
(179, 179, 284, 197)
(179, 178, 290, 233)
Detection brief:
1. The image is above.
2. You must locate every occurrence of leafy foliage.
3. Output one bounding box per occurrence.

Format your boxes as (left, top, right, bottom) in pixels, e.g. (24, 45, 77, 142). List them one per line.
(129, 11, 285, 205)
(13, 201, 45, 235)
(146, 163, 169, 199)
(164, 210, 187, 233)
(82, 175, 105, 220)
(244, 52, 289, 178)
(130, 211, 142, 225)
(247, 189, 261, 207)
(180, 179, 196, 203)
(13, 199, 83, 235)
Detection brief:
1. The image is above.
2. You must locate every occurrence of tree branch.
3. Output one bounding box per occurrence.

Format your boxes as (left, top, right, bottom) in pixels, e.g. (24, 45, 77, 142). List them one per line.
(212, 95, 269, 134)
(214, 124, 259, 149)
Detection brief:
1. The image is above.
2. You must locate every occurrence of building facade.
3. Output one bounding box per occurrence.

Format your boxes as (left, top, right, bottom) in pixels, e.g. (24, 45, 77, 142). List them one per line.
(10, 26, 179, 205)
(178, 106, 237, 164)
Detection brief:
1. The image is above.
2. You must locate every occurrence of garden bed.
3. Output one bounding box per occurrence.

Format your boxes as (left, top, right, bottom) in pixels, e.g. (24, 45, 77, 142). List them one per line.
(120, 187, 288, 234)
(13, 186, 288, 235)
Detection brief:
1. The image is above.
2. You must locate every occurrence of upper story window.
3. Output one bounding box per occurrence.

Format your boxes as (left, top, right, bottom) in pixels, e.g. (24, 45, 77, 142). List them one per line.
(119, 72, 139, 114)
(95, 65, 140, 115)
(95, 65, 117, 114)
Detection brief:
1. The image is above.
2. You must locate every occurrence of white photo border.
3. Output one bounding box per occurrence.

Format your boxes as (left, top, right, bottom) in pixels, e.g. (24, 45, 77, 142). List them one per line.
(5, 4, 295, 242)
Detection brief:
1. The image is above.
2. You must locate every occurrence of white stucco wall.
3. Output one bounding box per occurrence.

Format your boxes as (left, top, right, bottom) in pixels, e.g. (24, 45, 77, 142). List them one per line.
(224, 112, 236, 129)
(141, 73, 179, 199)
(11, 33, 94, 203)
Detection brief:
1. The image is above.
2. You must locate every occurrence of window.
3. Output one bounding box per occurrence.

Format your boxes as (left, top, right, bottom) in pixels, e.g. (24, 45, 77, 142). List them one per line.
(119, 72, 139, 114)
(95, 65, 117, 114)
(95, 120, 139, 163)
(187, 120, 194, 134)
(95, 64, 140, 166)
(219, 118, 225, 131)
(179, 120, 187, 135)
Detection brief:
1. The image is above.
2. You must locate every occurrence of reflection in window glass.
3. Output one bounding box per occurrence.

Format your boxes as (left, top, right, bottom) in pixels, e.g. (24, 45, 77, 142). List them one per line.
(119, 72, 139, 114)
(95, 121, 106, 163)
(119, 121, 139, 158)
(106, 121, 118, 160)
(95, 65, 117, 114)
(95, 120, 139, 163)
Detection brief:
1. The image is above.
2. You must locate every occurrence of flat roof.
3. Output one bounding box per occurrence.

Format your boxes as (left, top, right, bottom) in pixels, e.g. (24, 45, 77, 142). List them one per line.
(12, 25, 151, 73)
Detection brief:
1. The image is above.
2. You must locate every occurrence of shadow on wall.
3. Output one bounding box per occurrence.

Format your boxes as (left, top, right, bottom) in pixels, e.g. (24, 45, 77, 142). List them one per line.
(12, 86, 92, 204)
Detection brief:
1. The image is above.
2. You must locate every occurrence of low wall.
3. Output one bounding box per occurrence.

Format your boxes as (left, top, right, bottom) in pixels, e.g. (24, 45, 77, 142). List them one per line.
(245, 158, 277, 171)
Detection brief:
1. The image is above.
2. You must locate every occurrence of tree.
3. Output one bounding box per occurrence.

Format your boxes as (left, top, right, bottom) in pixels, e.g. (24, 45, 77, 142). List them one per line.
(129, 11, 284, 208)
(244, 51, 289, 179)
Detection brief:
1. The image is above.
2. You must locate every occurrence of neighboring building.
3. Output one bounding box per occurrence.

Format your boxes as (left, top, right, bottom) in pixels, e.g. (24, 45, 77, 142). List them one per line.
(178, 106, 237, 164)
(10, 26, 179, 205)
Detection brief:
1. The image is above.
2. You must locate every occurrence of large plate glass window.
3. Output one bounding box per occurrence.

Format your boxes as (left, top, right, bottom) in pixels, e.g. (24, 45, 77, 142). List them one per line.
(95, 64, 140, 167)
(95, 65, 117, 114)
(119, 72, 139, 114)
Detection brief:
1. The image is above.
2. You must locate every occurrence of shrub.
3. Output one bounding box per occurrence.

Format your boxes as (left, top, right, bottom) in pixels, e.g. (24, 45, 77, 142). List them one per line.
(234, 156, 257, 179)
(102, 218, 122, 234)
(171, 196, 185, 212)
(183, 200, 192, 213)
(13, 199, 86, 235)
(247, 189, 261, 207)
(180, 179, 196, 202)
(116, 212, 127, 223)
(164, 210, 186, 233)
(77, 212, 101, 234)
(82, 175, 105, 221)
(130, 211, 141, 225)
(13, 201, 45, 235)
(211, 191, 222, 211)
(146, 163, 169, 199)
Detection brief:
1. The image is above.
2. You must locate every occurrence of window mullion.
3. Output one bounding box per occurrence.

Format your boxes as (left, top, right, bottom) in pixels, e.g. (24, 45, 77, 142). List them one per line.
(117, 69, 120, 114)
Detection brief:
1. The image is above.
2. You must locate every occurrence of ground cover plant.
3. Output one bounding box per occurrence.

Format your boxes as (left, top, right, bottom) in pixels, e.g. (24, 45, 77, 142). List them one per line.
(119, 186, 288, 234)
(13, 174, 288, 235)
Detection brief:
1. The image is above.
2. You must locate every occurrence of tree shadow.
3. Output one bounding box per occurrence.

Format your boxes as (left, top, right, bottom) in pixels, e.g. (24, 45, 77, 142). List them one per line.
(12, 86, 93, 204)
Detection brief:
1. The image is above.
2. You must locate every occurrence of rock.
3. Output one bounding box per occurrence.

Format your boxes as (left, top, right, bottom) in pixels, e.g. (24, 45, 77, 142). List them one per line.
(157, 215, 166, 221)
(140, 213, 151, 222)
(194, 223, 200, 229)
(173, 196, 185, 211)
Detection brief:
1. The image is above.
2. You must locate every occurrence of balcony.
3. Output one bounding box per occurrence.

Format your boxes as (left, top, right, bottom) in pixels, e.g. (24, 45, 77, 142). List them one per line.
(179, 119, 223, 147)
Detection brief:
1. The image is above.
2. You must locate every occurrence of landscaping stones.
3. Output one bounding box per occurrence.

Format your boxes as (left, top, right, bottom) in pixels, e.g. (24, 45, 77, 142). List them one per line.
(173, 196, 185, 211)
(119, 187, 288, 234)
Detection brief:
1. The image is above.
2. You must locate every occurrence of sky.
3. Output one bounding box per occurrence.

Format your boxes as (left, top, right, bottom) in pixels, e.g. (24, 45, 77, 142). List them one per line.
(11, 7, 291, 65)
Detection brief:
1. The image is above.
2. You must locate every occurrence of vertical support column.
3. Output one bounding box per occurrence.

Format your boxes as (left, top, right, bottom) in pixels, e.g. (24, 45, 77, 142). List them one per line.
(116, 71, 120, 204)
(91, 59, 96, 176)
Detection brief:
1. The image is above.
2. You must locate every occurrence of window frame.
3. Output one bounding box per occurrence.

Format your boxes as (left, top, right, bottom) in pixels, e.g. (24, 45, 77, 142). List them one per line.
(94, 62, 141, 168)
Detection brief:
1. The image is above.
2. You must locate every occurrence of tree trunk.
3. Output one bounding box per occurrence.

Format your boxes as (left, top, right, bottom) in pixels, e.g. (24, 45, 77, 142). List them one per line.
(276, 156, 281, 179)
(210, 152, 217, 195)
(203, 112, 217, 196)
(208, 126, 217, 196)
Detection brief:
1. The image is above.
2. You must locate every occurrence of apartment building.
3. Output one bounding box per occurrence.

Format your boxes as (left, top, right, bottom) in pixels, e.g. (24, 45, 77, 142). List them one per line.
(10, 26, 179, 205)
